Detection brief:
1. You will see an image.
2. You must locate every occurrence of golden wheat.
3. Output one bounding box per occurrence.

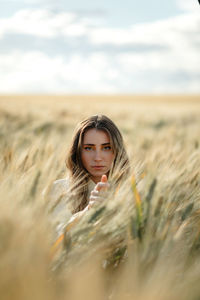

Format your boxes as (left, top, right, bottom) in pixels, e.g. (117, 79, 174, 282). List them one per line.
(0, 95, 200, 300)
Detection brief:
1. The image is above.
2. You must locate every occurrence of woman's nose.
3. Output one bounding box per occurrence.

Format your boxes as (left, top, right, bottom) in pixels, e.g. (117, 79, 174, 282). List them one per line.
(94, 150, 102, 161)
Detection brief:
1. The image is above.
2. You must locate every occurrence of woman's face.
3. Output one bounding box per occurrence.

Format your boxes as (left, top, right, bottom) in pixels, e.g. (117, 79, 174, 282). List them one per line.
(81, 128, 115, 183)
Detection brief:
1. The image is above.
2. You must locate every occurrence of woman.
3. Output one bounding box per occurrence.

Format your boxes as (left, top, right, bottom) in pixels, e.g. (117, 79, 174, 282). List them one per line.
(47, 114, 130, 236)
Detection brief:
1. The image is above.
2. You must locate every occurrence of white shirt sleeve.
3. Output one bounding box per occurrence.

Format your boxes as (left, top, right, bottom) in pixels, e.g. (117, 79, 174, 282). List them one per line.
(43, 177, 73, 238)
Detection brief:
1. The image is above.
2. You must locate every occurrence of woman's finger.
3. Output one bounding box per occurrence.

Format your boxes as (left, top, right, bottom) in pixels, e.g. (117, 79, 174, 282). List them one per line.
(95, 182, 110, 192)
(88, 200, 95, 208)
(89, 195, 104, 203)
(91, 190, 99, 197)
(101, 174, 108, 183)
(91, 190, 100, 197)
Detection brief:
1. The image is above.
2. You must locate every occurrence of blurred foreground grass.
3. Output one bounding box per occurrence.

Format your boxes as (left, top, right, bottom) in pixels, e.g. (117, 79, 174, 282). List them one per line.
(0, 94, 200, 300)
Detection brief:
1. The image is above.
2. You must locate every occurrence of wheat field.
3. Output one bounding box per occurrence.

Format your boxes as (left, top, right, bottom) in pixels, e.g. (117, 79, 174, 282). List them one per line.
(0, 94, 200, 300)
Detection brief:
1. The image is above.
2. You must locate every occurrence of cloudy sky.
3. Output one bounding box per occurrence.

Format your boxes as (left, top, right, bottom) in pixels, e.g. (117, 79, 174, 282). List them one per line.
(0, 0, 199, 94)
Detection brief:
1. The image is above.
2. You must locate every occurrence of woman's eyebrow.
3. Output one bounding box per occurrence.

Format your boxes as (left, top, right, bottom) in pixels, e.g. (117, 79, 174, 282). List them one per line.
(83, 143, 110, 146)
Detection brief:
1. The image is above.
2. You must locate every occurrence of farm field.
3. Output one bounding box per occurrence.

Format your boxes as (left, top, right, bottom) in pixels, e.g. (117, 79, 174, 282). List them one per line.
(0, 94, 200, 300)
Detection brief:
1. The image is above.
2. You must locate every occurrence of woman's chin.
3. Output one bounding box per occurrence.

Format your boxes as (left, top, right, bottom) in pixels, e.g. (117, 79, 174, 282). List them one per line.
(90, 172, 106, 183)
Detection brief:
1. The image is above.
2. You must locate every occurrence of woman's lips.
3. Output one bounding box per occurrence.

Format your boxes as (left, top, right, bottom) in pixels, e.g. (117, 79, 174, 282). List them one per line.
(92, 166, 105, 169)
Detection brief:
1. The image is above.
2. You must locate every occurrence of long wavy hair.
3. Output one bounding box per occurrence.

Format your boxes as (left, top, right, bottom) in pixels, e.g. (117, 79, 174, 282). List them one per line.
(66, 115, 130, 213)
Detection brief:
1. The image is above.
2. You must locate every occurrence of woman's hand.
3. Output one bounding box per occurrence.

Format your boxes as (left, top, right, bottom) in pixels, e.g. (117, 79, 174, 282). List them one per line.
(64, 175, 109, 232)
(88, 174, 110, 209)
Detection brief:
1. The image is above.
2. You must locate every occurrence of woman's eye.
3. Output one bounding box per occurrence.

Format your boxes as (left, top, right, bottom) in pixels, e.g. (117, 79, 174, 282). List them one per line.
(84, 146, 92, 150)
(103, 146, 111, 150)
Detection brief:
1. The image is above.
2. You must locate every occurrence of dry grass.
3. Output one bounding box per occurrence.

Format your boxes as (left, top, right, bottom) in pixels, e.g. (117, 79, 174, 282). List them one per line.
(0, 94, 200, 300)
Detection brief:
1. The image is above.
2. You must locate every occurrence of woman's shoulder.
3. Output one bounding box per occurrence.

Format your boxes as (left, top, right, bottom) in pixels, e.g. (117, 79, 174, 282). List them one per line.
(44, 176, 73, 232)
(42, 176, 70, 201)
(52, 177, 70, 192)
(51, 176, 72, 200)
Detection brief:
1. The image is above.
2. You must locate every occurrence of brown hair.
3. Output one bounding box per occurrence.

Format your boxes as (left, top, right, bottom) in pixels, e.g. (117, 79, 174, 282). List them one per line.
(66, 115, 130, 213)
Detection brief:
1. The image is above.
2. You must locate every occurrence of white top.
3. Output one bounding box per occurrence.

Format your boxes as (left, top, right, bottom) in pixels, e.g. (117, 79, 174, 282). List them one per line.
(45, 177, 96, 237)
(45, 174, 145, 239)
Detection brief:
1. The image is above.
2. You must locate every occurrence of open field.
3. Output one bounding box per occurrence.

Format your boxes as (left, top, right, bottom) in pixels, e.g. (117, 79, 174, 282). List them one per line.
(0, 94, 200, 300)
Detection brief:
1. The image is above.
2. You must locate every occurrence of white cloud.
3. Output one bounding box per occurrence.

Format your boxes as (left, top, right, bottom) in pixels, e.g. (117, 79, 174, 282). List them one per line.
(0, 48, 199, 94)
(89, 13, 200, 48)
(0, 9, 91, 39)
(1, 8, 199, 49)
(176, 0, 199, 12)
(0, 8, 199, 93)
(0, 51, 119, 93)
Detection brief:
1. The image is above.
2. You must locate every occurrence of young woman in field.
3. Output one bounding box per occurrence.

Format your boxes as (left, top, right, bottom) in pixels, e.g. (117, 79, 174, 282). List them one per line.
(48, 114, 130, 236)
